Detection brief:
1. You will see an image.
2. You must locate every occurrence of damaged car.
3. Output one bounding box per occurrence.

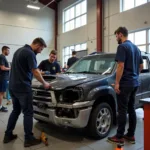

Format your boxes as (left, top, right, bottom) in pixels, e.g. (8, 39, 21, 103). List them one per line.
(32, 52, 150, 139)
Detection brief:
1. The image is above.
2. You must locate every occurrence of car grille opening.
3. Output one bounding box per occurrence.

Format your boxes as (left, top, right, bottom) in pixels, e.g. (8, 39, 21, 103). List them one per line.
(34, 111, 49, 118)
(32, 89, 52, 102)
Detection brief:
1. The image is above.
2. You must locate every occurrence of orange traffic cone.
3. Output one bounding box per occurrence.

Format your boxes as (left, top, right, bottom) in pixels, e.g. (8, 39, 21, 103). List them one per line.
(115, 144, 123, 150)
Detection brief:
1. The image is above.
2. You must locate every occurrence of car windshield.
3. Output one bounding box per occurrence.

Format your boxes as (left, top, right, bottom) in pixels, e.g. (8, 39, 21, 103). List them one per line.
(66, 54, 116, 75)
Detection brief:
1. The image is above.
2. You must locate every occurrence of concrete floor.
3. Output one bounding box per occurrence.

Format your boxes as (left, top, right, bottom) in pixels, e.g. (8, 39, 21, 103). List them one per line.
(0, 99, 144, 150)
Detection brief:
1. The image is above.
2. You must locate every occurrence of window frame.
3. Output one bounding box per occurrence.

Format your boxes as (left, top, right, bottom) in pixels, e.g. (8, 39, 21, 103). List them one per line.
(63, 43, 87, 66)
(63, 0, 87, 33)
(121, 0, 149, 12)
(141, 56, 150, 73)
(128, 28, 150, 53)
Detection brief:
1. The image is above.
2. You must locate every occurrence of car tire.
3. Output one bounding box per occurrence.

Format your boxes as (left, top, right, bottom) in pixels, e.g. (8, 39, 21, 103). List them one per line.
(87, 102, 113, 139)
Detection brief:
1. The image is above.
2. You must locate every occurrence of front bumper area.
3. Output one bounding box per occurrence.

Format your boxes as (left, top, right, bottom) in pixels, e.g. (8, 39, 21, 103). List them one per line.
(33, 105, 92, 128)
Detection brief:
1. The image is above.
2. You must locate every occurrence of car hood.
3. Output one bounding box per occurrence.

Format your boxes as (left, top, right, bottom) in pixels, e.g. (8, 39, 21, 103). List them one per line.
(32, 73, 108, 90)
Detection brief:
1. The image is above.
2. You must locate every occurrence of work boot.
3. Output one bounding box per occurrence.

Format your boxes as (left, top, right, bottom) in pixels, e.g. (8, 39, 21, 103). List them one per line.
(123, 133, 135, 144)
(24, 137, 41, 147)
(107, 135, 124, 146)
(3, 134, 18, 143)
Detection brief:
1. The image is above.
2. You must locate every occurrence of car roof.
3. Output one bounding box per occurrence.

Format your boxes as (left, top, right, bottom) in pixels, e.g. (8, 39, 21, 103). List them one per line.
(141, 51, 150, 57)
(87, 51, 150, 57)
(84, 52, 115, 58)
(88, 52, 115, 55)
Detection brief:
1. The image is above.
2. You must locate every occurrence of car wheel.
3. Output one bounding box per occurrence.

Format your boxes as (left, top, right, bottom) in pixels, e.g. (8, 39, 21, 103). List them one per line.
(87, 102, 113, 139)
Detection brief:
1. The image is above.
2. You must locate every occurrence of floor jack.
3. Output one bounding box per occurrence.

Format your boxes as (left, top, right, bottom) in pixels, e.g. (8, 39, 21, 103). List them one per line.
(40, 131, 48, 146)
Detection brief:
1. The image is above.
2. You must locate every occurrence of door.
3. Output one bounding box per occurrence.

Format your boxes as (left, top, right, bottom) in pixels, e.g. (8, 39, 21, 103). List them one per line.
(140, 56, 150, 99)
(135, 74, 142, 107)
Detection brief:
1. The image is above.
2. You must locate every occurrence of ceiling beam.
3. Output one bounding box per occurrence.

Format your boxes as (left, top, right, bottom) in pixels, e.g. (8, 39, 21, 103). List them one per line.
(39, 0, 61, 10)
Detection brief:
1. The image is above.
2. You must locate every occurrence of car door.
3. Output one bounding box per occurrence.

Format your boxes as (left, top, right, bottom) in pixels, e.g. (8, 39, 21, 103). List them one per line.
(135, 74, 143, 107)
(140, 56, 150, 99)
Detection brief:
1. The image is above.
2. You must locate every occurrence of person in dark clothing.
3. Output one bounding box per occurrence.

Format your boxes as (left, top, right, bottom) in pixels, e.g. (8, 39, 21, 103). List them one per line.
(38, 50, 60, 75)
(67, 51, 78, 68)
(0, 46, 10, 112)
(3, 38, 50, 147)
(107, 27, 143, 146)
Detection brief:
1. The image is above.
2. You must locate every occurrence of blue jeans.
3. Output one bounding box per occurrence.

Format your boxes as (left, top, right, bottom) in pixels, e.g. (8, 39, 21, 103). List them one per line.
(116, 87, 138, 138)
(5, 90, 34, 140)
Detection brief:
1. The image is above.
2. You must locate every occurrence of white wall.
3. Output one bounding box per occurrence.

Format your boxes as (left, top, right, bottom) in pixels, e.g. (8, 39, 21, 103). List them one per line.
(57, 0, 97, 63)
(104, 0, 150, 52)
(0, 0, 55, 64)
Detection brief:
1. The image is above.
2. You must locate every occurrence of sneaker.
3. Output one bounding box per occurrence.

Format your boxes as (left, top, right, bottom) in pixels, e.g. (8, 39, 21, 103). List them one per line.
(123, 134, 135, 144)
(6, 101, 11, 105)
(24, 138, 41, 147)
(3, 134, 18, 143)
(0, 106, 8, 112)
(107, 135, 124, 146)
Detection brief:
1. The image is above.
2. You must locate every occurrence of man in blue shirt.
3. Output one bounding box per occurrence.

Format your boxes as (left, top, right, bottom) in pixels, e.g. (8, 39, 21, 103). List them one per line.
(3, 38, 50, 147)
(38, 50, 60, 75)
(107, 27, 143, 146)
(67, 51, 78, 68)
(0, 46, 10, 112)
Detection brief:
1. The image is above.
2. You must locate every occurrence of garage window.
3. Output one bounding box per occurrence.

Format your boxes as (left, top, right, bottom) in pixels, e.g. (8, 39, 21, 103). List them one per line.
(128, 29, 150, 53)
(121, 0, 148, 12)
(141, 57, 150, 73)
(143, 59, 149, 70)
(63, 43, 87, 67)
(63, 0, 87, 33)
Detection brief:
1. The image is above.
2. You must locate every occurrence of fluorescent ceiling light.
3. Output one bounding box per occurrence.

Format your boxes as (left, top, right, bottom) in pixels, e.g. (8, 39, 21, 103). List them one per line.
(27, 5, 40, 10)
